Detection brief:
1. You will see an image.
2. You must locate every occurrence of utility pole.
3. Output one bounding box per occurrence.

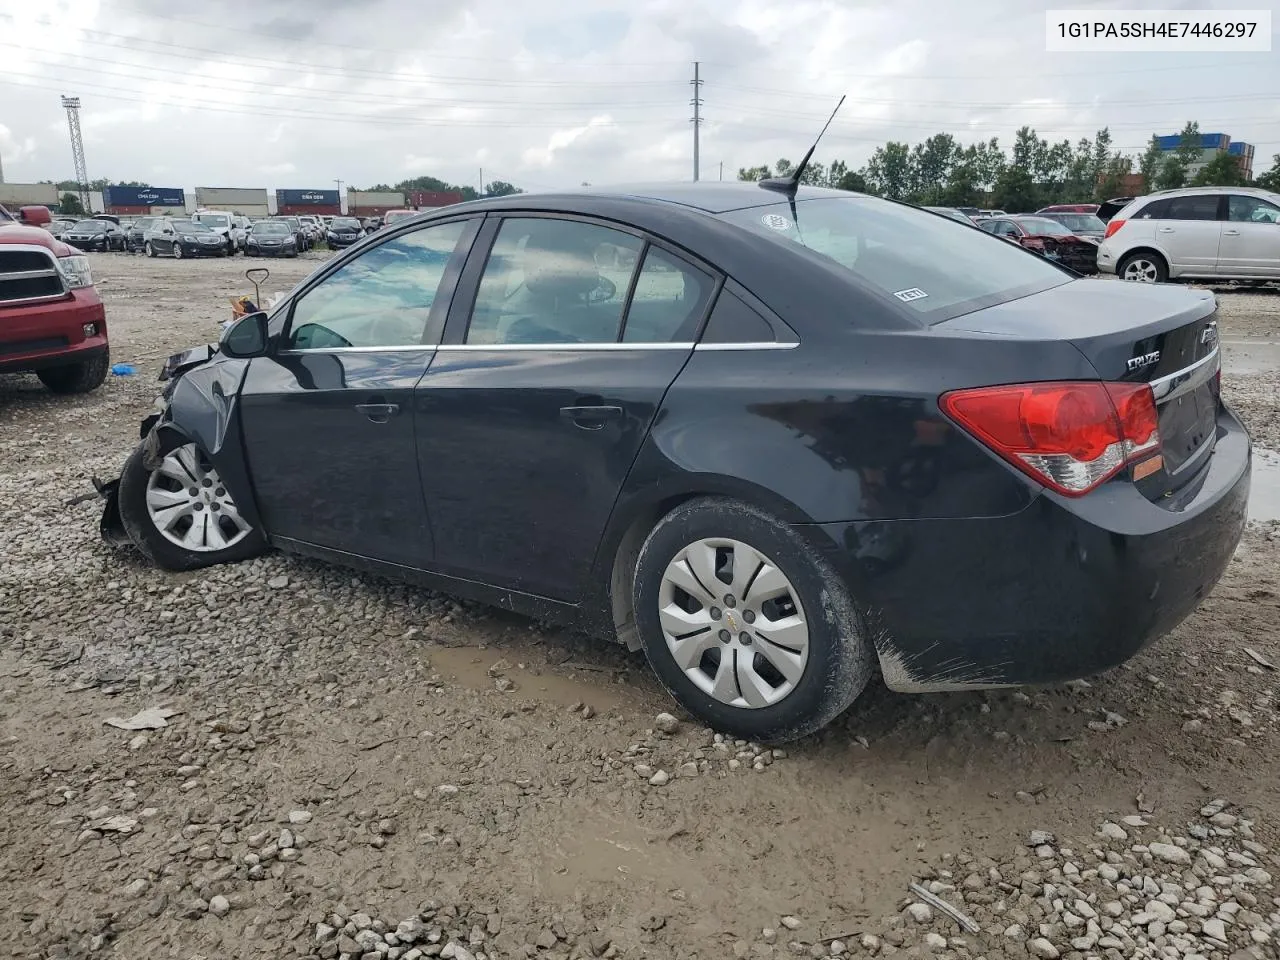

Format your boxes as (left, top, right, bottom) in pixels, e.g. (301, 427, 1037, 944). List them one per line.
(719, 161, 723, 181)
(479, 167, 484, 197)
(61, 95, 90, 211)
(690, 61, 702, 182)
(334, 178, 344, 213)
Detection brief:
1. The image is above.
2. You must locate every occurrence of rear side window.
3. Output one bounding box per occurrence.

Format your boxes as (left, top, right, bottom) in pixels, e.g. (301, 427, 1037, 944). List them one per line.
(721, 197, 1070, 323)
(1163, 195, 1221, 221)
(621, 247, 715, 343)
(700, 291, 776, 343)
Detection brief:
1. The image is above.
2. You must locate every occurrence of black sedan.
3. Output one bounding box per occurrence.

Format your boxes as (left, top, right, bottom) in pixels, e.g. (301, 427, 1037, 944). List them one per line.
(143, 218, 229, 258)
(96, 183, 1249, 742)
(124, 216, 159, 252)
(244, 220, 298, 257)
(64, 219, 127, 251)
(325, 216, 364, 248)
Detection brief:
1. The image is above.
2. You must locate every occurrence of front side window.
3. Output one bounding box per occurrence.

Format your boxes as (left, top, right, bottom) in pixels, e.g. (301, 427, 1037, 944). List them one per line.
(719, 197, 1071, 322)
(466, 218, 641, 345)
(1164, 195, 1221, 221)
(287, 219, 469, 350)
(1227, 195, 1280, 223)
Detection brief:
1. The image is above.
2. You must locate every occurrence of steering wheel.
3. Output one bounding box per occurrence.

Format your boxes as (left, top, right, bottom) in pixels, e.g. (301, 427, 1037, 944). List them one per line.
(588, 276, 617, 304)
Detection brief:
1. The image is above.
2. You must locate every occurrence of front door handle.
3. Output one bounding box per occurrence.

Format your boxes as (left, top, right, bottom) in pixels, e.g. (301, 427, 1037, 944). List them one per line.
(1222, 229, 1240, 236)
(1157, 227, 1175, 233)
(355, 402, 400, 423)
(560, 405, 623, 430)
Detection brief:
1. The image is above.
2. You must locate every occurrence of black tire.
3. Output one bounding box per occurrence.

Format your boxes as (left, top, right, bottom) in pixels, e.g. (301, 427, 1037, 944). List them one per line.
(173, 243, 183, 260)
(117, 435, 267, 572)
(145, 241, 156, 258)
(1117, 250, 1168, 284)
(36, 350, 110, 394)
(632, 497, 875, 743)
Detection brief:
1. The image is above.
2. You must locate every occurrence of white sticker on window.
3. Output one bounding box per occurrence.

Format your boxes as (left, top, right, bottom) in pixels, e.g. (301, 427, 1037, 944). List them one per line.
(893, 287, 929, 303)
(760, 213, 791, 231)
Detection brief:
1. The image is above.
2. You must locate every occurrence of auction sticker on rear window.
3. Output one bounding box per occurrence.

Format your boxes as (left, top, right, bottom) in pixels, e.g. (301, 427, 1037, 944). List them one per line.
(893, 287, 929, 303)
(760, 213, 791, 231)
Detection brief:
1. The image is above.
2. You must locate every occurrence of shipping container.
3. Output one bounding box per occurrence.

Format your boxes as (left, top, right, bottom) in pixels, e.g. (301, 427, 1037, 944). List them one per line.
(278, 203, 340, 216)
(406, 190, 464, 208)
(0, 182, 60, 207)
(348, 190, 404, 207)
(195, 187, 270, 210)
(349, 205, 401, 217)
(230, 204, 272, 217)
(277, 188, 340, 206)
(105, 205, 150, 216)
(103, 185, 186, 208)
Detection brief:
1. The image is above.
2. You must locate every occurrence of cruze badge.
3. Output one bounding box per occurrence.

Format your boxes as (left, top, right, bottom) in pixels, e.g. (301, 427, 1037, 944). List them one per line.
(1127, 351, 1161, 372)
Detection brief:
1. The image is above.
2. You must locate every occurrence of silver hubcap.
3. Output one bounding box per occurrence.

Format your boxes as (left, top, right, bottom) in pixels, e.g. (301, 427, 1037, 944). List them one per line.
(145, 444, 251, 552)
(658, 538, 809, 709)
(1123, 259, 1158, 282)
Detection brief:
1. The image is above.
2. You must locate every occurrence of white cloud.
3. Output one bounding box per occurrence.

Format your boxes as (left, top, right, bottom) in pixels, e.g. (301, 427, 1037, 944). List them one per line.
(0, 0, 1274, 192)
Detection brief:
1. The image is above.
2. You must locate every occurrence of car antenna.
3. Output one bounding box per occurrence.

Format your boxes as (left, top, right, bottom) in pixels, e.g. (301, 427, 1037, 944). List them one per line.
(759, 95, 846, 197)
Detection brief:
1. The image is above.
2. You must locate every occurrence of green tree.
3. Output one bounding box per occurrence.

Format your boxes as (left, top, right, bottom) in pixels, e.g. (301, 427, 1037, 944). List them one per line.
(1155, 155, 1188, 190)
(737, 165, 772, 182)
(865, 142, 913, 200)
(483, 181, 522, 197)
(834, 168, 873, 193)
(1095, 154, 1133, 200)
(972, 138, 1006, 193)
(909, 133, 959, 204)
(1176, 121, 1203, 167)
(1254, 154, 1280, 191)
(59, 193, 84, 215)
(1138, 136, 1163, 192)
(1193, 152, 1246, 187)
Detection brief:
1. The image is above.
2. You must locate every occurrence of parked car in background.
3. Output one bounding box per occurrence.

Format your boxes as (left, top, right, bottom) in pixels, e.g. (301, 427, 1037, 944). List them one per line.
(923, 206, 977, 224)
(91, 214, 122, 226)
(192, 210, 244, 254)
(124, 216, 159, 253)
(0, 202, 109, 393)
(47, 217, 79, 239)
(297, 215, 324, 244)
(979, 215, 1099, 273)
(360, 216, 382, 234)
(96, 182, 1246, 742)
(1037, 203, 1100, 215)
(1037, 212, 1107, 239)
(270, 216, 312, 251)
(1098, 186, 1280, 283)
(243, 220, 298, 258)
(64, 219, 127, 252)
(143, 218, 229, 259)
(325, 216, 364, 248)
(381, 209, 417, 227)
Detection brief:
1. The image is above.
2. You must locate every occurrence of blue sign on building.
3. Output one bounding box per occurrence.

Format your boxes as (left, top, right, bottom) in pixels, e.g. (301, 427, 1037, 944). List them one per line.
(104, 185, 186, 207)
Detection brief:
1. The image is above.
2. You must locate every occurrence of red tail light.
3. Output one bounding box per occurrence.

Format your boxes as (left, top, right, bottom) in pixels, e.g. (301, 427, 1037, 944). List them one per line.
(941, 381, 1162, 496)
(1103, 218, 1126, 239)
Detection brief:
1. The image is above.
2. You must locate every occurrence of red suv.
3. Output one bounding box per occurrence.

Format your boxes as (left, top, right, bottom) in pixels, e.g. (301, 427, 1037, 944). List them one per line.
(0, 204, 110, 393)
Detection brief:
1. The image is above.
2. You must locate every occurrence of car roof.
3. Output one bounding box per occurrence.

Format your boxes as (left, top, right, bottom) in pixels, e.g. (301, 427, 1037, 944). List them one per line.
(458, 181, 861, 216)
(1147, 185, 1275, 197)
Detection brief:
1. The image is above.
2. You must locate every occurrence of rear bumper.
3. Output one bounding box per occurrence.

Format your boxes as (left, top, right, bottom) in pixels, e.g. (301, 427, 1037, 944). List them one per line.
(0, 290, 109, 374)
(808, 405, 1250, 691)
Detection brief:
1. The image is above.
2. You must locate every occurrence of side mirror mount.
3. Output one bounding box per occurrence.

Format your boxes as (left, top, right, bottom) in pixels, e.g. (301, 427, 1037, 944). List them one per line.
(220, 311, 270, 359)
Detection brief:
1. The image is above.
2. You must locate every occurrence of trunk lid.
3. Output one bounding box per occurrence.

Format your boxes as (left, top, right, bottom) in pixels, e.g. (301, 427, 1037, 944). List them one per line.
(940, 279, 1221, 500)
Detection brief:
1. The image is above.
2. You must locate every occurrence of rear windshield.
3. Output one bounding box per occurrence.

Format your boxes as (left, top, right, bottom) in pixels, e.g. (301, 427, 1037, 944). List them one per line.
(1015, 217, 1074, 236)
(1043, 214, 1105, 232)
(719, 197, 1071, 323)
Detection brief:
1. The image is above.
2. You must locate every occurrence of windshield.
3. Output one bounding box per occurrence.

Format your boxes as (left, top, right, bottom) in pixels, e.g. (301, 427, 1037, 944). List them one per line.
(719, 197, 1071, 323)
(331, 218, 361, 229)
(194, 214, 230, 228)
(173, 220, 212, 233)
(73, 220, 106, 232)
(132, 218, 155, 230)
(275, 219, 299, 229)
(255, 222, 290, 236)
(1015, 217, 1075, 236)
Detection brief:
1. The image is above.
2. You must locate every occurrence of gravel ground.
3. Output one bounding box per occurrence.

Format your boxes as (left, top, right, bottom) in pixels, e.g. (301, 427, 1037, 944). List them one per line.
(1, 253, 1278, 960)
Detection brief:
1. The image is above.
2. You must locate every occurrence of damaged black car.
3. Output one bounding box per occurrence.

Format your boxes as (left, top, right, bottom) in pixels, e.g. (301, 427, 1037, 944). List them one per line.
(97, 183, 1249, 742)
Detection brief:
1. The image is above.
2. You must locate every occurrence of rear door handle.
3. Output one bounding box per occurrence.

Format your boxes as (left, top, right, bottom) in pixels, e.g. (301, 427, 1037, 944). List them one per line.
(560, 405, 623, 429)
(1223, 229, 1240, 236)
(355, 402, 400, 423)
(1157, 227, 1176, 233)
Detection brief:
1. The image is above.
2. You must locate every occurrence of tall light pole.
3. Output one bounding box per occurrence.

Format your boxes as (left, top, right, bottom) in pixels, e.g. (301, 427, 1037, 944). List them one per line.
(689, 62, 703, 182)
(61, 95, 90, 210)
(334, 178, 344, 213)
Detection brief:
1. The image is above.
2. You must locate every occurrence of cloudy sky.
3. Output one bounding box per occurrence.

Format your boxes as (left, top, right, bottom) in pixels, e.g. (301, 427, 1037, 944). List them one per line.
(0, 0, 1277, 193)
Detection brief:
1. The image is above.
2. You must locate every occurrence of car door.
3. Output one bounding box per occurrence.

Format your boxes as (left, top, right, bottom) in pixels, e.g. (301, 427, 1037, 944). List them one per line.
(415, 214, 718, 600)
(237, 216, 480, 568)
(1217, 194, 1280, 278)
(155, 219, 176, 255)
(1154, 194, 1223, 275)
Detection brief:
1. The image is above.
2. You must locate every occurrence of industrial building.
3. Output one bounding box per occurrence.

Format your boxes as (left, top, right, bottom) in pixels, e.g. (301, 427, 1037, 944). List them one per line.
(276, 188, 341, 216)
(103, 185, 186, 215)
(1155, 132, 1255, 180)
(347, 190, 405, 217)
(194, 186, 271, 217)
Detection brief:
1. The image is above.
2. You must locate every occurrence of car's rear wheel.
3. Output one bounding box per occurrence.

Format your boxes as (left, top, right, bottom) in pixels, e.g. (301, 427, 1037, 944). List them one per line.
(145, 241, 155, 258)
(37, 351, 109, 394)
(1118, 251, 1167, 283)
(633, 497, 875, 742)
(118, 439, 266, 571)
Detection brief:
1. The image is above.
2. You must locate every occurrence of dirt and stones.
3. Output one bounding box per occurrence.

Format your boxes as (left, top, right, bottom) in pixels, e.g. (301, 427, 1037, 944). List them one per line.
(0, 254, 1278, 959)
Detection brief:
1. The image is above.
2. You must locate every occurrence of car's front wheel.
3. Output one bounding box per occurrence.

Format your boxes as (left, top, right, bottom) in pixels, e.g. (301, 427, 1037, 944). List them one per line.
(37, 351, 109, 394)
(117, 439, 266, 571)
(632, 497, 875, 742)
(172, 243, 183, 260)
